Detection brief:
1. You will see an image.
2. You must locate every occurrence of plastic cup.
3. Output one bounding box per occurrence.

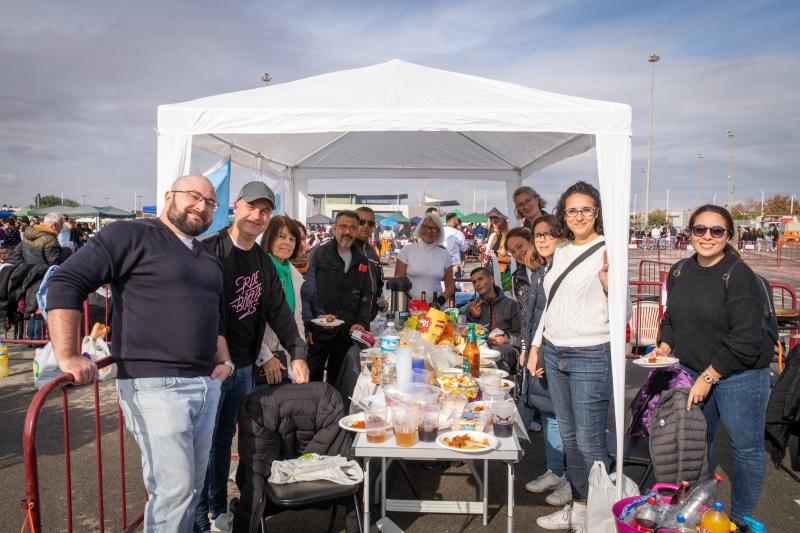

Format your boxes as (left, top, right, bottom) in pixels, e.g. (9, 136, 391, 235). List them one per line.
(439, 392, 468, 428)
(412, 368, 432, 384)
(491, 400, 515, 438)
(391, 405, 418, 447)
(418, 403, 439, 442)
(365, 405, 388, 443)
(480, 375, 501, 389)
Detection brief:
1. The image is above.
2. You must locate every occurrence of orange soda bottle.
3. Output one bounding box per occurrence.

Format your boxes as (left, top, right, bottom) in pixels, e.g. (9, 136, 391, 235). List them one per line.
(699, 502, 731, 533)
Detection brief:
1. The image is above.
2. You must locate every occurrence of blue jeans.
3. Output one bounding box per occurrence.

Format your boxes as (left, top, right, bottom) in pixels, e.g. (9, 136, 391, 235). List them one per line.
(117, 376, 221, 533)
(543, 341, 612, 501)
(194, 365, 253, 532)
(682, 365, 770, 522)
(541, 412, 565, 477)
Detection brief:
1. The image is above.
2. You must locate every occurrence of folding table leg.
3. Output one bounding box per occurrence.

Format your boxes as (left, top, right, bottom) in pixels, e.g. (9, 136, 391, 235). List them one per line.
(506, 462, 514, 533)
(363, 458, 371, 533)
(483, 459, 489, 526)
(381, 457, 387, 518)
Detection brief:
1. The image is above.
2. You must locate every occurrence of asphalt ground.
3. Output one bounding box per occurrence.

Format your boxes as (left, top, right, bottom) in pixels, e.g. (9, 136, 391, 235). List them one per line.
(2, 251, 798, 532)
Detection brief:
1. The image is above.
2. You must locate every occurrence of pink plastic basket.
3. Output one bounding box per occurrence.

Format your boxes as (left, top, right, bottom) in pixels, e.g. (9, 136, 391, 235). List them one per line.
(612, 483, 678, 533)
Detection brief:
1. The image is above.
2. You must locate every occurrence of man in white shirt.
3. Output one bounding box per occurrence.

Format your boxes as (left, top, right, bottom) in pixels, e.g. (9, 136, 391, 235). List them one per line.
(443, 213, 468, 289)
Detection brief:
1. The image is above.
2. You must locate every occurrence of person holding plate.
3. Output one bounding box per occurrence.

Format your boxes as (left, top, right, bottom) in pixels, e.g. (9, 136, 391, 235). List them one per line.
(654, 204, 772, 527)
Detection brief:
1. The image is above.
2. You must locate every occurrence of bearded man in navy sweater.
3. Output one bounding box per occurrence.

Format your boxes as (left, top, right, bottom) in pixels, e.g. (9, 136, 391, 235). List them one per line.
(46, 175, 234, 533)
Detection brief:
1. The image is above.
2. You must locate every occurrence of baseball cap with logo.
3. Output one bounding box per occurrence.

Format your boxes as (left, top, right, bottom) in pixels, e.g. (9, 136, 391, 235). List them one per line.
(236, 181, 276, 208)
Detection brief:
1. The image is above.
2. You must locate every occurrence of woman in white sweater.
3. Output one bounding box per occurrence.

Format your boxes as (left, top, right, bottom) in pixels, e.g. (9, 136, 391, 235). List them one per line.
(528, 181, 611, 532)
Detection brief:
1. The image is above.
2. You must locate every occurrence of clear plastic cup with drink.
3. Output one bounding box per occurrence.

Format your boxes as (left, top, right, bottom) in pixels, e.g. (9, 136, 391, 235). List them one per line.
(418, 403, 439, 442)
(491, 400, 515, 438)
(365, 404, 388, 443)
(392, 405, 418, 447)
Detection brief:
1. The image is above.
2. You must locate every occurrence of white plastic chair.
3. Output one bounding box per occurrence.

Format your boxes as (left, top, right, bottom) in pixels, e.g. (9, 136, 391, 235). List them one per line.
(629, 301, 661, 347)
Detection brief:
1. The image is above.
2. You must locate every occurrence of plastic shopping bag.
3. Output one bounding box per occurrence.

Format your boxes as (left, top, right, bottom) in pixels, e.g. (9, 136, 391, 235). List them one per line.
(586, 460, 639, 533)
(81, 336, 116, 380)
(33, 342, 63, 389)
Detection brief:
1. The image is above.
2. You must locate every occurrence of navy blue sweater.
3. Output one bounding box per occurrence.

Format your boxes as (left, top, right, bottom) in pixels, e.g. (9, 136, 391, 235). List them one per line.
(45, 219, 224, 379)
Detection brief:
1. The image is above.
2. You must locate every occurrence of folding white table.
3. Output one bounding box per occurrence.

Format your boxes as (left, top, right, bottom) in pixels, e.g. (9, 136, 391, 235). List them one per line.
(354, 432, 523, 532)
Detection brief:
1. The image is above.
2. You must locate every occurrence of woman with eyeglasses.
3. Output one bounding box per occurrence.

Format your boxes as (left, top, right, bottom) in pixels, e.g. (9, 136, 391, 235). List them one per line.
(516, 215, 574, 506)
(528, 181, 612, 531)
(394, 213, 454, 306)
(655, 204, 772, 526)
(513, 185, 548, 228)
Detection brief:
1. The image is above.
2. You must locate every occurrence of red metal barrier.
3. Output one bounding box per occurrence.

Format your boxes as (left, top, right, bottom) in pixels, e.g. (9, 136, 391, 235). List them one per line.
(21, 356, 144, 533)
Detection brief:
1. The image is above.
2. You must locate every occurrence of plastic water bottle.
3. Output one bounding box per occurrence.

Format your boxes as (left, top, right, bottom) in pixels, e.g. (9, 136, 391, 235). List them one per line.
(632, 496, 662, 532)
(670, 513, 694, 533)
(658, 473, 723, 530)
(380, 321, 400, 356)
(698, 502, 730, 533)
(0, 342, 9, 378)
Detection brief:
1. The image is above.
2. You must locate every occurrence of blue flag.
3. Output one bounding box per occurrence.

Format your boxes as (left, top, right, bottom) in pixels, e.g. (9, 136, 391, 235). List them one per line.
(200, 157, 231, 238)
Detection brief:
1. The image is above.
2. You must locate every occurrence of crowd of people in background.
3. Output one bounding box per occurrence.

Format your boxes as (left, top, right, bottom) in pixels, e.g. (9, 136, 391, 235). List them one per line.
(630, 222, 782, 252)
(0, 177, 779, 532)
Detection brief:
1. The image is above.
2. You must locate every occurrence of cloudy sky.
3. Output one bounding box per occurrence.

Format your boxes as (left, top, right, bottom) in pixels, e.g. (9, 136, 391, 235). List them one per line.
(2, 0, 798, 213)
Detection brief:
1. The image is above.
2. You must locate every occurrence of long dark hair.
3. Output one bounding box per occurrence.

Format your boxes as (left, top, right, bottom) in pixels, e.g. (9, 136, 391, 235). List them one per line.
(524, 214, 559, 270)
(688, 204, 740, 258)
(553, 181, 603, 241)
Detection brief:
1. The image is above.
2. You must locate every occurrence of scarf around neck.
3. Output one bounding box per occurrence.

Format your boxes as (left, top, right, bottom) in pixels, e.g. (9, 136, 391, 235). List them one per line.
(269, 253, 295, 313)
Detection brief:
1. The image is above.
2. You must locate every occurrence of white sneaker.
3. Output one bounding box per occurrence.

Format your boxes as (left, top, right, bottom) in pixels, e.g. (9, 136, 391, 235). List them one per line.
(545, 480, 573, 506)
(535, 502, 586, 530)
(210, 511, 233, 533)
(524, 469, 564, 493)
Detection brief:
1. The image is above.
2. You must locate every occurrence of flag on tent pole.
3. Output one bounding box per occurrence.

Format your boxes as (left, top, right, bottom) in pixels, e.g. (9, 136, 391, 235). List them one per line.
(200, 157, 231, 238)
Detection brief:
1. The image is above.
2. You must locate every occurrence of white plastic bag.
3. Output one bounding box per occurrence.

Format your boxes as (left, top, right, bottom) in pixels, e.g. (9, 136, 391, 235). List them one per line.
(586, 460, 639, 533)
(33, 342, 62, 389)
(81, 336, 116, 380)
(269, 453, 364, 485)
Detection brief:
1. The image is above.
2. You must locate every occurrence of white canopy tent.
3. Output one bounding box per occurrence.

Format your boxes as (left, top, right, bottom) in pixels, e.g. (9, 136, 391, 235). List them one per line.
(157, 59, 632, 494)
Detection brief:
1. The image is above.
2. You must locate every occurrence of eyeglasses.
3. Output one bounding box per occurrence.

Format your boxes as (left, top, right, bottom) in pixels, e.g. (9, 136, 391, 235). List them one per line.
(533, 231, 554, 241)
(691, 225, 727, 239)
(420, 224, 440, 233)
(358, 218, 376, 228)
(564, 207, 596, 219)
(171, 190, 219, 210)
(515, 196, 538, 210)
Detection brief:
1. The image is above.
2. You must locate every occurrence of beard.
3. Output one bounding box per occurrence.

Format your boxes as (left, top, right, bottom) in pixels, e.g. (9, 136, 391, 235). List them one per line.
(167, 202, 211, 237)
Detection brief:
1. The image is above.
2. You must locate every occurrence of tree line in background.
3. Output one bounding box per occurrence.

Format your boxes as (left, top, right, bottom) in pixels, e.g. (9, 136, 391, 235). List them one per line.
(729, 194, 797, 219)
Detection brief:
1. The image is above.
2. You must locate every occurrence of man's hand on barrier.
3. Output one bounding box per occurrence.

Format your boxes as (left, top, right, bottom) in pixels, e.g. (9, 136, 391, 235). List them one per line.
(59, 354, 97, 385)
(291, 359, 310, 384)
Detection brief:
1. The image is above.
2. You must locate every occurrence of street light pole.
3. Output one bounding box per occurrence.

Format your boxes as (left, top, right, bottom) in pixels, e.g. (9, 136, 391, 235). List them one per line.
(726, 130, 735, 208)
(666, 189, 670, 217)
(632, 193, 638, 228)
(641, 167, 647, 226)
(696, 153, 704, 207)
(645, 53, 660, 230)
(760, 189, 765, 218)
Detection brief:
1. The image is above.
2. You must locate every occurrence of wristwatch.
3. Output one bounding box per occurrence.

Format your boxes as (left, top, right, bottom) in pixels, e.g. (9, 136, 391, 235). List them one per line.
(701, 371, 719, 385)
(219, 360, 235, 374)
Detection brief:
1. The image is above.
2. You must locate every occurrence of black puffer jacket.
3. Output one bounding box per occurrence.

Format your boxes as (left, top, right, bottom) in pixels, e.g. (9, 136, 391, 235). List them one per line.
(234, 382, 351, 533)
(649, 388, 709, 484)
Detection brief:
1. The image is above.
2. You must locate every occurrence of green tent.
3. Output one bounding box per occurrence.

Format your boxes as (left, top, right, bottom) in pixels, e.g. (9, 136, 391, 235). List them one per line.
(389, 211, 409, 223)
(462, 212, 488, 223)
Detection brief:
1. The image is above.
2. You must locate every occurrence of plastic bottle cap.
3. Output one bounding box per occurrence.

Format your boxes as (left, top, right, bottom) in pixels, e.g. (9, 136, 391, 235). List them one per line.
(647, 496, 657, 505)
(713, 502, 724, 511)
(713, 473, 724, 481)
(676, 514, 686, 523)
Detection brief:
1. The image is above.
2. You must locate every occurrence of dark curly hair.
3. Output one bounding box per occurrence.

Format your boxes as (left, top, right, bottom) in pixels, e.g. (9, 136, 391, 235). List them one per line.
(553, 181, 603, 241)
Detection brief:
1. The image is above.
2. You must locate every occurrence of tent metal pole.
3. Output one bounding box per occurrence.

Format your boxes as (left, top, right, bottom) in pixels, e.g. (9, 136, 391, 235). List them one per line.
(206, 134, 290, 169)
(457, 132, 518, 169)
(293, 132, 352, 167)
(516, 133, 587, 177)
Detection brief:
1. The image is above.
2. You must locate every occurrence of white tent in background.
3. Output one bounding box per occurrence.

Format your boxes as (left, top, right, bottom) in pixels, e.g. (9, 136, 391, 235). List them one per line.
(157, 59, 632, 494)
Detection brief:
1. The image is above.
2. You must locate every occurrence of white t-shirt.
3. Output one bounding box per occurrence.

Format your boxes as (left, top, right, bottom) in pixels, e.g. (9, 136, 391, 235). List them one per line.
(443, 226, 467, 267)
(397, 242, 450, 301)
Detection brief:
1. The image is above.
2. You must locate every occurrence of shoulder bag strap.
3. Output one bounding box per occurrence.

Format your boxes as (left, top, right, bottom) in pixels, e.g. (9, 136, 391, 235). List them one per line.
(545, 240, 605, 311)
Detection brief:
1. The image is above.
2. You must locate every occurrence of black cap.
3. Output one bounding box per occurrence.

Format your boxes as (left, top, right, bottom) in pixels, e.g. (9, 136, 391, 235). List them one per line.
(236, 181, 275, 208)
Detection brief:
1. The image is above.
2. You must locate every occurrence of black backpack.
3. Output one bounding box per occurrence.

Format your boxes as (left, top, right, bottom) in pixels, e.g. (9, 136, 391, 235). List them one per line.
(671, 258, 779, 345)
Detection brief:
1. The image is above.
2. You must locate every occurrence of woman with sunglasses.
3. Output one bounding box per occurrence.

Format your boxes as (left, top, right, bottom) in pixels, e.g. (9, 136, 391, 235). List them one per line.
(394, 213, 454, 306)
(528, 182, 612, 531)
(518, 215, 574, 507)
(655, 205, 772, 526)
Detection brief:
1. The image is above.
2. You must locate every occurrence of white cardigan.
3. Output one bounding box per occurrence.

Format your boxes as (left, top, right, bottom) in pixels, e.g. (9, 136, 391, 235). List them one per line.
(255, 263, 306, 368)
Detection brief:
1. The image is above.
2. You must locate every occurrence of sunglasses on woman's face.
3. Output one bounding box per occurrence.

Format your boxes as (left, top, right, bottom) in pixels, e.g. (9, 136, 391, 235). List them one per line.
(691, 225, 727, 239)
